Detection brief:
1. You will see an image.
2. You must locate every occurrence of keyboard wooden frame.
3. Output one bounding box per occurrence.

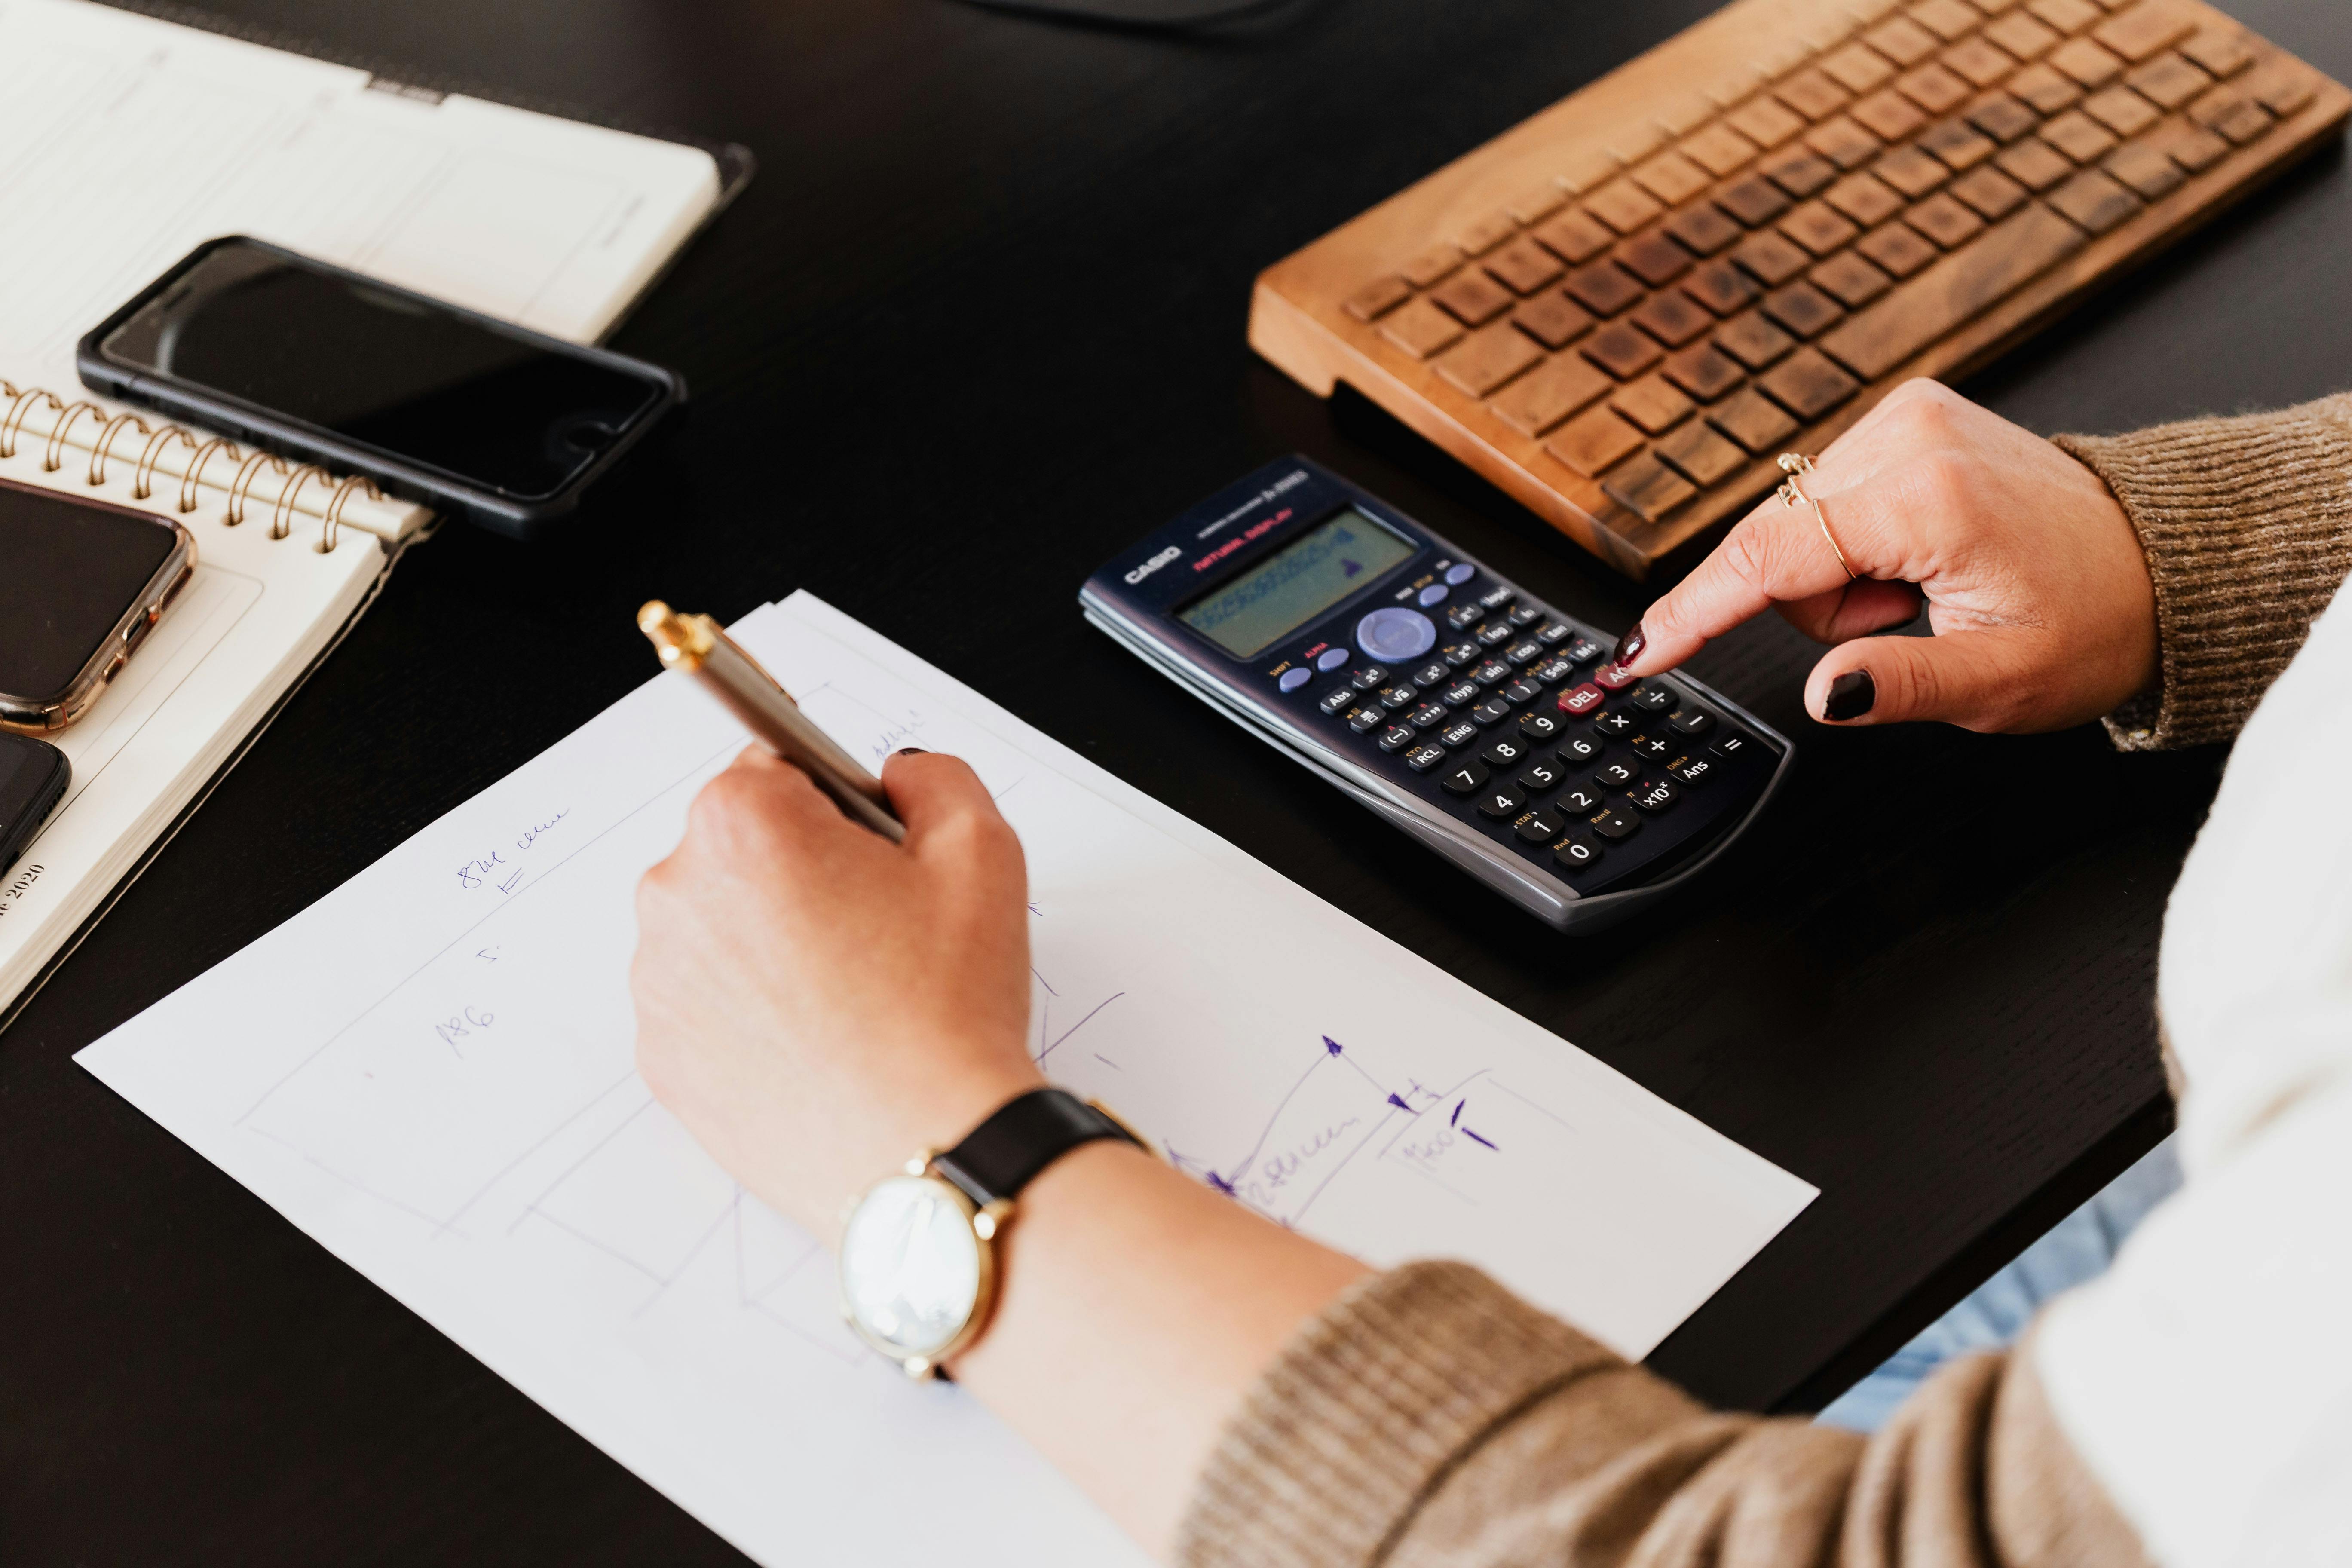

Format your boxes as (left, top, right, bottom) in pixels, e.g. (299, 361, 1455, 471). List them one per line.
(1248, 0, 2350, 579)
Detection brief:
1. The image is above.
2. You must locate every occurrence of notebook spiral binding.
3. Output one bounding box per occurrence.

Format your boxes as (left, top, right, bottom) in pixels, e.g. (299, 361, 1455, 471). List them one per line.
(0, 379, 383, 554)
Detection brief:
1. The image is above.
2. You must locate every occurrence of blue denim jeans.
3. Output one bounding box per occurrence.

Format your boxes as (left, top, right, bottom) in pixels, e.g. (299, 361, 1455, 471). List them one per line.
(1815, 1135, 2183, 1433)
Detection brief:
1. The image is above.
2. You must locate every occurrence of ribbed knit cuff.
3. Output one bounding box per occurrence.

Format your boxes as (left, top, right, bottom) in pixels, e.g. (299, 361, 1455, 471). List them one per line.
(1175, 1261, 1620, 1568)
(2055, 394, 2352, 751)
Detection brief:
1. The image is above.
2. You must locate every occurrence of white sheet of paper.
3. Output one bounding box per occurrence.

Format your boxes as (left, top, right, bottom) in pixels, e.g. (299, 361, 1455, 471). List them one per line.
(78, 594, 1816, 1565)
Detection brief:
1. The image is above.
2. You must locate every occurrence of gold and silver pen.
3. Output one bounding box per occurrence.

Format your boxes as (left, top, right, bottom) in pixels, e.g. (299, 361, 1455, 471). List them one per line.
(637, 602, 906, 843)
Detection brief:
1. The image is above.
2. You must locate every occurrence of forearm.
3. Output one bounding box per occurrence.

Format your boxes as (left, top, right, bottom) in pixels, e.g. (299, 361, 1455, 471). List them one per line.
(946, 1142, 1368, 1555)
(2058, 390, 2352, 750)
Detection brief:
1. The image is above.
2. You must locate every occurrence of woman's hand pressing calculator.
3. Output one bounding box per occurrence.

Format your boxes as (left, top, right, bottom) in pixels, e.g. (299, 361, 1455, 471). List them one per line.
(1081, 458, 1790, 930)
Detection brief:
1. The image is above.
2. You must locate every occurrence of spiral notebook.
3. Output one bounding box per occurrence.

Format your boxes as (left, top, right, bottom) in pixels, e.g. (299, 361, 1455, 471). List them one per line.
(0, 0, 753, 1025)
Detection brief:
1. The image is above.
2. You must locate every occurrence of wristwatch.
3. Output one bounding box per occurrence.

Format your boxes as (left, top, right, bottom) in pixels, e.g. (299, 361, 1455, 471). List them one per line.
(837, 1087, 1147, 1377)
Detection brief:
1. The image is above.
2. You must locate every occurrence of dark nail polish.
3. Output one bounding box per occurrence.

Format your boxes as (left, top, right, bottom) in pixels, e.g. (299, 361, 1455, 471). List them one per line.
(895, 747, 928, 756)
(1824, 670, 1875, 722)
(1611, 622, 1647, 669)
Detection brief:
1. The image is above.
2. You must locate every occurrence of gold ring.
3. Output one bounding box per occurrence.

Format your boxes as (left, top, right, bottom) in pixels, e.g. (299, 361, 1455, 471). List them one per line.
(1776, 453, 1855, 581)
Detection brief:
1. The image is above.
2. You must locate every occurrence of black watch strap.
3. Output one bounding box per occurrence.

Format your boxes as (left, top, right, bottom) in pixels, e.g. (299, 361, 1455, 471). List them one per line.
(931, 1088, 1142, 1207)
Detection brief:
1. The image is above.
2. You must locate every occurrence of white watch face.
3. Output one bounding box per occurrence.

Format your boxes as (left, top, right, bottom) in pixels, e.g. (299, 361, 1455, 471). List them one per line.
(839, 1173, 984, 1363)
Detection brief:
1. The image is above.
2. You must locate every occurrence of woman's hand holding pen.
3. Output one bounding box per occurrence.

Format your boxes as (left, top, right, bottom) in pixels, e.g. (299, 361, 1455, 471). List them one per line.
(1611, 380, 2160, 733)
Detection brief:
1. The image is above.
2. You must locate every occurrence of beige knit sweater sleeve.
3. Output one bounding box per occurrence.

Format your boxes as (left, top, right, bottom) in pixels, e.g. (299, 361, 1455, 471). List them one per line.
(1175, 395, 2352, 1568)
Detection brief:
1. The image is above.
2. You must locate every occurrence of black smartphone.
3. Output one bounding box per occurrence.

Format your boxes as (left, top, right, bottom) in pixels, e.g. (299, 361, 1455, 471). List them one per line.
(0, 476, 196, 732)
(0, 732, 71, 876)
(77, 236, 684, 541)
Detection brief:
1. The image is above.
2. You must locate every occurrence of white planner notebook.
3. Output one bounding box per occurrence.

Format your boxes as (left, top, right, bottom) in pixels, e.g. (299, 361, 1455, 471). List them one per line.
(0, 0, 746, 1020)
(80, 593, 1818, 1566)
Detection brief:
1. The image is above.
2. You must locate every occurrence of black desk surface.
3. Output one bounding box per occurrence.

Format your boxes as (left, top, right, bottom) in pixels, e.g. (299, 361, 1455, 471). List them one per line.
(6, 0, 2346, 1559)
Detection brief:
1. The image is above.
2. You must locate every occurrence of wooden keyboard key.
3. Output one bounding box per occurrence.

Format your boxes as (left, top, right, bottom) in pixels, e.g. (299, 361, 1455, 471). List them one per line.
(1717, 175, 1794, 227)
(1682, 258, 1761, 315)
(2028, 0, 2101, 34)
(2125, 52, 2212, 110)
(1853, 88, 1930, 141)
(1632, 290, 1714, 346)
(2210, 98, 2276, 144)
(1634, 151, 1713, 207)
(2178, 28, 2254, 80)
(2083, 84, 2161, 137)
(1715, 308, 1798, 370)
(1908, 0, 1983, 42)
(1764, 280, 1847, 337)
(1812, 250, 1897, 307)
(1485, 236, 1568, 295)
(1438, 323, 1546, 396)
(1655, 420, 1751, 486)
(1759, 346, 1862, 420)
(1807, 116, 1885, 170)
(1490, 355, 1613, 435)
(2093, 0, 2195, 63)
(1603, 452, 1700, 522)
(1403, 245, 1464, 287)
(1665, 202, 1743, 256)
(1587, 178, 1668, 234)
(1534, 208, 1618, 264)
(1858, 220, 1942, 276)
(1906, 191, 1989, 246)
(1865, 16, 1943, 67)
(1379, 297, 1467, 358)
(1432, 270, 1514, 325)
(1827, 171, 1906, 227)
(1985, 12, 2061, 60)
(2041, 108, 2119, 161)
(1507, 181, 1573, 225)
(2149, 119, 2229, 173)
(2049, 36, 2125, 87)
(1996, 135, 2077, 189)
(1726, 95, 1809, 150)
(1733, 229, 1814, 286)
(2047, 167, 2144, 230)
(2009, 61, 2086, 113)
(1457, 211, 1521, 257)
(1566, 259, 1646, 316)
(1344, 275, 1412, 321)
(1513, 291, 1596, 349)
(1780, 199, 1863, 255)
(1823, 43, 1899, 95)
(1899, 64, 1972, 115)
(1544, 405, 1647, 476)
(2252, 65, 2318, 118)
(1951, 164, 2031, 218)
(1582, 321, 1666, 379)
(1763, 148, 1840, 198)
(1946, 38, 2019, 89)
(1663, 343, 1748, 401)
(1682, 123, 1763, 178)
(1707, 387, 1801, 453)
(1921, 119, 2000, 169)
(1775, 67, 1853, 122)
(1968, 92, 2042, 142)
(1618, 230, 1696, 286)
(2103, 139, 2185, 199)
(1818, 203, 2087, 378)
(1877, 144, 1955, 197)
(1613, 373, 1697, 435)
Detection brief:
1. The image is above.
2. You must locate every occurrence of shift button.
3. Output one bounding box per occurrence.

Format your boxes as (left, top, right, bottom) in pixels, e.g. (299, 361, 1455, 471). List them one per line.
(1277, 667, 1311, 692)
(1356, 606, 1438, 663)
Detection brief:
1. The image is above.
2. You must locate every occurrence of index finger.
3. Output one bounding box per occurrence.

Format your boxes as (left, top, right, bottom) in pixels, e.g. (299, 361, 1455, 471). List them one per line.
(1617, 482, 1857, 677)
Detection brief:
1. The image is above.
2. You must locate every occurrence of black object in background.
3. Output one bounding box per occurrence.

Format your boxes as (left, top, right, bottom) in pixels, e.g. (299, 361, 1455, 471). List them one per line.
(79, 236, 683, 540)
(0, 477, 194, 730)
(0, 731, 71, 875)
(952, 0, 1313, 28)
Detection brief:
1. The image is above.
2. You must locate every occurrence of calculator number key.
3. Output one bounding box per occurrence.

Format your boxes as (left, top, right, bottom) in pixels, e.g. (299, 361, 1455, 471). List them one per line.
(1513, 808, 1564, 844)
(1557, 784, 1606, 815)
(1627, 778, 1680, 813)
(1553, 836, 1602, 872)
(1479, 737, 1532, 769)
(1516, 758, 1564, 793)
(1593, 759, 1638, 788)
(1556, 734, 1601, 764)
(1438, 760, 1491, 796)
(1517, 710, 1564, 743)
(1474, 782, 1529, 821)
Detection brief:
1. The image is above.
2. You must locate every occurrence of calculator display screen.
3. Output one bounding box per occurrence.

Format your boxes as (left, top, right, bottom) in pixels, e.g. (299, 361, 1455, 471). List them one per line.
(1176, 508, 1415, 659)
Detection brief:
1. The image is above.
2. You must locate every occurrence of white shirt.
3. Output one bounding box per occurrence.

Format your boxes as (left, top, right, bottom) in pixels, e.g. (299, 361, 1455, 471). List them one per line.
(2037, 579, 2352, 1567)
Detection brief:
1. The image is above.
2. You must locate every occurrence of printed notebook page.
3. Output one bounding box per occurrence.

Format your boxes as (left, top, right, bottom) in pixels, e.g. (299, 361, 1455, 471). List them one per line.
(78, 593, 1817, 1567)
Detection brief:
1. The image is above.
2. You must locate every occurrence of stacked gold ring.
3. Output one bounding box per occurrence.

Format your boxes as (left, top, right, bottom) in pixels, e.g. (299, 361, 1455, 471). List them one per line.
(1776, 453, 1855, 581)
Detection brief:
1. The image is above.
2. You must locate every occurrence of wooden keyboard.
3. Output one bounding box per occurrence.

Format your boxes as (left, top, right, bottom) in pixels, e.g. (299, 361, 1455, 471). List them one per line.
(1249, 0, 2349, 579)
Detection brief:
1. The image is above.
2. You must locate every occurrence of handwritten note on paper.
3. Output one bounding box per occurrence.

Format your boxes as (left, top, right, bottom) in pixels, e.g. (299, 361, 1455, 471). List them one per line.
(78, 593, 1816, 1567)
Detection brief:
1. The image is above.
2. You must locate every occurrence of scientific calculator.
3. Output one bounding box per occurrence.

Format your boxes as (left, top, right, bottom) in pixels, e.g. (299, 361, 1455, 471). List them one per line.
(1080, 458, 1791, 930)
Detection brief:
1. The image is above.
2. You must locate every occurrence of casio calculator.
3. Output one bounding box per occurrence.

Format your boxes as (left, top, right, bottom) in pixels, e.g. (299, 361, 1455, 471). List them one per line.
(1079, 458, 1792, 931)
